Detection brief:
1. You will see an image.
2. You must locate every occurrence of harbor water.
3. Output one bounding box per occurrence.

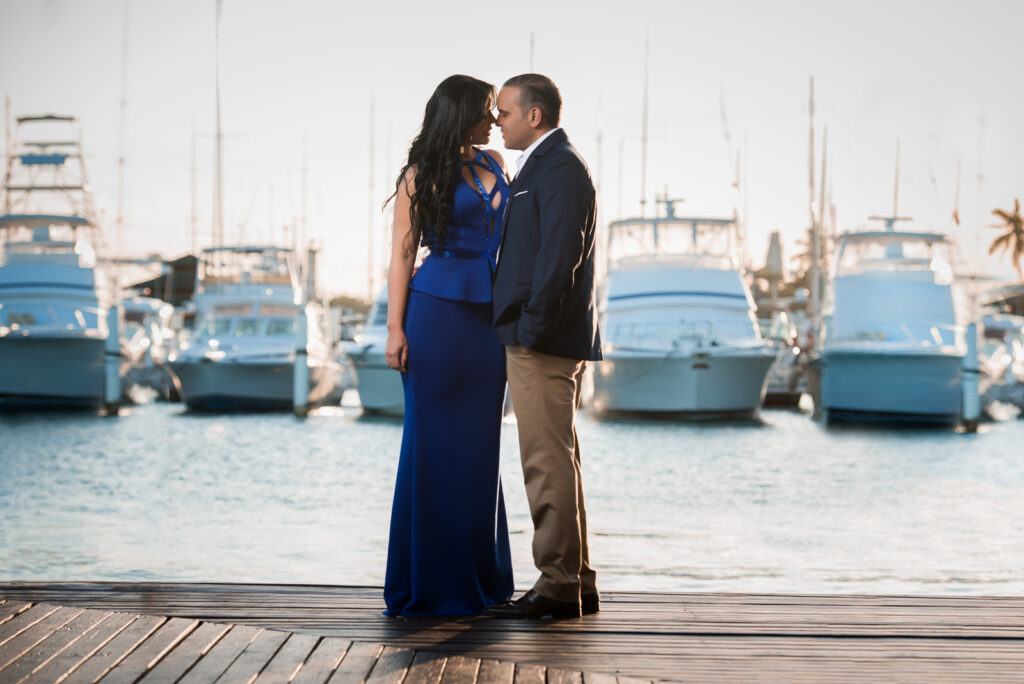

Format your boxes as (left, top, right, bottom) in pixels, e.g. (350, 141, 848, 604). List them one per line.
(2, 397, 1022, 596)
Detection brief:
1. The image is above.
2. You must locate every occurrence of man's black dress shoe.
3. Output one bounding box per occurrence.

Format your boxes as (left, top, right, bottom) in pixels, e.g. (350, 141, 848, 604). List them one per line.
(582, 592, 600, 615)
(485, 590, 581, 619)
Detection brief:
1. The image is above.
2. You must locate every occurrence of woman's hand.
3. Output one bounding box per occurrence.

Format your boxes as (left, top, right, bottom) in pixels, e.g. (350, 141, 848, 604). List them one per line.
(385, 328, 409, 372)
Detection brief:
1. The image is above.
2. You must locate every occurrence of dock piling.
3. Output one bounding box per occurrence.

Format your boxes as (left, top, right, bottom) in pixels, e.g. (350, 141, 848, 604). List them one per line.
(103, 306, 121, 416)
(962, 322, 980, 431)
(293, 309, 309, 417)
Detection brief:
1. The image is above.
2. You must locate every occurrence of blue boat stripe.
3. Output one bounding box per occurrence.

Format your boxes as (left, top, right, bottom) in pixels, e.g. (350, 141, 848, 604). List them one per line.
(0, 282, 95, 290)
(607, 291, 748, 301)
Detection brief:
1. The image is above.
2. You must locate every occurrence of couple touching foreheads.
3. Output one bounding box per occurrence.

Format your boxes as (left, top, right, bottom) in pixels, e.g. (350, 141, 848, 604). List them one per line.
(382, 73, 602, 619)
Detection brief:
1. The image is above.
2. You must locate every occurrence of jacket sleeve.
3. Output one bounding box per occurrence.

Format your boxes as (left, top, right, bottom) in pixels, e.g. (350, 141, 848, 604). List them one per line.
(516, 155, 594, 350)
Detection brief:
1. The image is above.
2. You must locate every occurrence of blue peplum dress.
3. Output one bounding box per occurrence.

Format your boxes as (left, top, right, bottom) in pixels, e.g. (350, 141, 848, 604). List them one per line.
(384, 150, 515, 616)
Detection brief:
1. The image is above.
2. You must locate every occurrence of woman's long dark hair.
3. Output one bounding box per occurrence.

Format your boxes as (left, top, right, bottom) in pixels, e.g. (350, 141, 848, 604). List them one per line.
(388, 75, 496, 249)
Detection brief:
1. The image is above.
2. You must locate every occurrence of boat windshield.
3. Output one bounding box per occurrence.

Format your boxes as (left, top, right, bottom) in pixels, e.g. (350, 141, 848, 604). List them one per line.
(200, 319, 232, 337)
(266, 319, 296, 336)
(836, 233, 954, 283)
(232, 318, 263, 337)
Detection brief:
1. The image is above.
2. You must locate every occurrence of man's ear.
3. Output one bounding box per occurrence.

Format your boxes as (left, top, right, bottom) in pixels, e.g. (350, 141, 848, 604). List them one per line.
(528, 106, 543, 129)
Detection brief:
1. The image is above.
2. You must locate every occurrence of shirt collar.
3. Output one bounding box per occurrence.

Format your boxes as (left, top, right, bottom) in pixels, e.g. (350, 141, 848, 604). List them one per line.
(515, 127, 560, 174)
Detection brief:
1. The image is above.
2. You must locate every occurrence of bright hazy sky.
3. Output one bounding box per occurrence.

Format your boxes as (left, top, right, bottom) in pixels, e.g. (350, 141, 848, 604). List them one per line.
(2, 0, 1022, 296)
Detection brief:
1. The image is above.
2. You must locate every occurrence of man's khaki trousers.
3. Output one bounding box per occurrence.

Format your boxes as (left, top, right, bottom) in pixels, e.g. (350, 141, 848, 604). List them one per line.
(505, 344, 597, 602)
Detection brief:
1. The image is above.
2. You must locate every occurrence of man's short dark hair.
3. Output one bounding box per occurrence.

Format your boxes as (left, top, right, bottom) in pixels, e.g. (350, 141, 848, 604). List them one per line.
(504, 74, 561, 127)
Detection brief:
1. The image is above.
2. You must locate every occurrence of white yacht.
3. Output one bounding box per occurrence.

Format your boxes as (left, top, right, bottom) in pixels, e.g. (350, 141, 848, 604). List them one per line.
(813, 224, 967, 424)
(591, 200, 775, 417)
(0, 115, 112, 410)
(120, 294, 177, 402)
(343, 285, 404, 415)
(167, 246, 343, 411)
(979, 312, 1024, 414)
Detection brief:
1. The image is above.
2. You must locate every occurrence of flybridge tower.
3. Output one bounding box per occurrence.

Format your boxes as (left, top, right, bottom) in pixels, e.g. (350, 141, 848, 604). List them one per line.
(2, 114, 99, 237)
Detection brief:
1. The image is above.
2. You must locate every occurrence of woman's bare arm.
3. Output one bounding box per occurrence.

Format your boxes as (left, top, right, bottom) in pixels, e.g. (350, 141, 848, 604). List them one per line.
(385, 168, 417, 372)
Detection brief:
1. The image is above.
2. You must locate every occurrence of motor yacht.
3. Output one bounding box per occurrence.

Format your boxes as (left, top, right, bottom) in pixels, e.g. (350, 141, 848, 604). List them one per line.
(591, 199, 775, 417)
(168, 246, 343, 411)
(0, 115, 112, 410)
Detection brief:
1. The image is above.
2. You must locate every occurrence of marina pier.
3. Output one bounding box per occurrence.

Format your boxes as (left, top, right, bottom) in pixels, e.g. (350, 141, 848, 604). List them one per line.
(3, 582, 1024, 682)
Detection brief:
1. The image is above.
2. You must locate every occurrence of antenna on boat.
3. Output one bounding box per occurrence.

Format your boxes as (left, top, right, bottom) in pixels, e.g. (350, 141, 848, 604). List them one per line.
(2, 96, 9, 213)
(301, 133, 309, 253)
(952, 158, 961, 227)
(368, 93, 376, 303)
(639, 34, 650, 218)
(870, 141, 913, 232)
(212, 0, 225, 250)
(190, 125, 198, 255)
(115, 3, 129, 260)
(892, 138, 900, 217)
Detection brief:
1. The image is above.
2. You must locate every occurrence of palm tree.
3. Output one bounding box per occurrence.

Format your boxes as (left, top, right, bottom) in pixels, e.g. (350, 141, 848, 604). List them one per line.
(990, 198, 1024, 283)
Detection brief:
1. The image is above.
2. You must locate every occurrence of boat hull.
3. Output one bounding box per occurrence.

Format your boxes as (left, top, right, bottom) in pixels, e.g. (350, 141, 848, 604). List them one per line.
(0, 336, 105, 410)
(591, 349, 774, 417)
(350, 353, 404, 416)
(169, 359, 342, 412)
(816, 350, 963, 425)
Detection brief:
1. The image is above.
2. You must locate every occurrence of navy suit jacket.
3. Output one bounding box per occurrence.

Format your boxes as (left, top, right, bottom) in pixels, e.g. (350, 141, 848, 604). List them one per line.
(492, 129, 602, 361)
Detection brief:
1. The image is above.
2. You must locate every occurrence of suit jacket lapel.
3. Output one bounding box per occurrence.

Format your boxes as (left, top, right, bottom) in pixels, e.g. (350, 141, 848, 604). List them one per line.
(502, 129, 568, 233)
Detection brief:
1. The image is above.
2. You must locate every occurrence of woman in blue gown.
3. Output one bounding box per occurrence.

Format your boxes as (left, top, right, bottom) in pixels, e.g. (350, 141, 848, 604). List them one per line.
(382, 75, 514, 616)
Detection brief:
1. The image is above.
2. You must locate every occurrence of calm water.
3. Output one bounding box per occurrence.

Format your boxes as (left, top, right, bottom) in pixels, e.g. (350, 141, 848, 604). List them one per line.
(2, 397, 1022, 596)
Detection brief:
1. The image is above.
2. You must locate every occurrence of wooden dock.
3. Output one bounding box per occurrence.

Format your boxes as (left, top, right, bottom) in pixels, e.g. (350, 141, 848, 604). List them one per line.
(2, 583, 1024, 682)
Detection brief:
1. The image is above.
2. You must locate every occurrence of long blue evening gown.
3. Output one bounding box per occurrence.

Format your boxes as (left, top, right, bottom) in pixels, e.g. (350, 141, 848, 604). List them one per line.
(384, 150, 514, 616)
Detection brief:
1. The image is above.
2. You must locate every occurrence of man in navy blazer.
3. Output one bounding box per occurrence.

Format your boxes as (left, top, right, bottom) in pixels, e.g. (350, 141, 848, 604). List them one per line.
(486, 74, 602, 620)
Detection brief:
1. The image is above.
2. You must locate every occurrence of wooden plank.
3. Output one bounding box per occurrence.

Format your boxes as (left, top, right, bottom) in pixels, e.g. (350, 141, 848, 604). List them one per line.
(547, 669, 582, 684)
(367, 645, 416, 684)
(138, 622, 232, 684)
(328, 641, 382, 684)
(441, 654, 481, 684)
(254, 633, 319, 683)
(6, 586, 1024, 683)
(177, 625, 261, 684)
(477, 659, 515, 684)
(0, 605, 83, 672)
(403, 650, 447, 684)
(0, 609, 109, 683)
(291, 637, 351, 684)
(0, 602, 31, 626)
(580, 673, 617, 684)
(23, 611, 136, 684)
(98, 616, 199, 683)
(213, 627, 289, 683)
(0, 604, 60, 646)
(513, 663, 546, 684)
(62, 613, 164, 683)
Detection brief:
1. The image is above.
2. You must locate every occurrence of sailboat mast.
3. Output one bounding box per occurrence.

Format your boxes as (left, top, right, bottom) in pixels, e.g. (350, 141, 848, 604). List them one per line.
(892, 139, 900, 218)
(115, 4, 129, 258)
(212, 0, 224, 249)
(808, 77, 821, 340)
(190, 127, 197, 255)
(817, 125, 828, 280)
(368, 95, 375, 302)
(2, 96, 10, 215)
(302, 134, 309, 252)
(639, 35, 649, 217)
